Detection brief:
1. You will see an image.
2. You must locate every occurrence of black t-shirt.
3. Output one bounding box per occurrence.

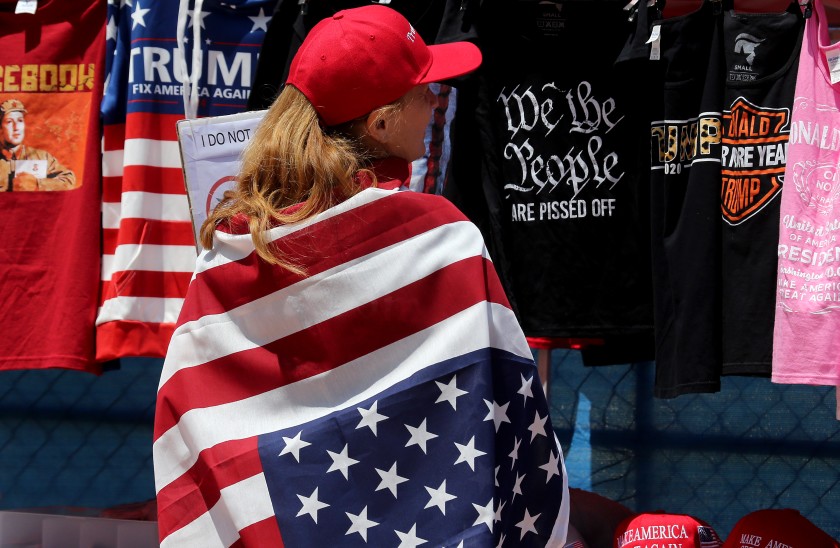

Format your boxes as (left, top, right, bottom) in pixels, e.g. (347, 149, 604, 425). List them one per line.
(720, 4, 804, 376)
(620, 0, 727, 398)
(619, 0, 803, 397)
(448, 0, 655, 340)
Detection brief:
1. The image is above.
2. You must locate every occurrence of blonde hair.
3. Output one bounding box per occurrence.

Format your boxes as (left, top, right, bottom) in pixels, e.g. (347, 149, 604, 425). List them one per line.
(199, 86, 406, 271)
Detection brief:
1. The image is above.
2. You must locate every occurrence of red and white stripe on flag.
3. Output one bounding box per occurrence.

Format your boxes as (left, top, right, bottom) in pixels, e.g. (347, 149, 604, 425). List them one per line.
(153, 188, 568, 546)
(98, 112, 198, 360)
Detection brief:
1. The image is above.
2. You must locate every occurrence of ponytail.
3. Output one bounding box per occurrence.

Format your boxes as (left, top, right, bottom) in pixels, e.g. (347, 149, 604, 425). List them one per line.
(199, 86, 372, 271)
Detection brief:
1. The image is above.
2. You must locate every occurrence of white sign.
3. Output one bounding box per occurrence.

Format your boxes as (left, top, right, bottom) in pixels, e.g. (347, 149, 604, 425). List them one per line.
(14, 159, 47, 177)
(176, 110, 267, 248)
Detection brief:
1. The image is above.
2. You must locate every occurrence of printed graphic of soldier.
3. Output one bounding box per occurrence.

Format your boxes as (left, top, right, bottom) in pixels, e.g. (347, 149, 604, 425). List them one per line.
(0, 98, 76, 192)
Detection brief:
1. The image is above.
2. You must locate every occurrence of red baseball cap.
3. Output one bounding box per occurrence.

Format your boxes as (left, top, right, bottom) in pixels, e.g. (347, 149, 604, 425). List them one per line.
(286, 5, 482, 127)
(722, 509, 839, 548)
(614, 512, 723, 548)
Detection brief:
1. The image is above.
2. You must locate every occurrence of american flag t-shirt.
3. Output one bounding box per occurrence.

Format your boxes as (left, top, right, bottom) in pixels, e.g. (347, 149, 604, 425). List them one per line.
(154, 187, 569, 547)
(98, 0, 277, 361)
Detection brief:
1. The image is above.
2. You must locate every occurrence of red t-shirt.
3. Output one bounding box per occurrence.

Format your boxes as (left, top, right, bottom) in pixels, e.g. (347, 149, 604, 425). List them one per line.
(0, 0, 105, 372)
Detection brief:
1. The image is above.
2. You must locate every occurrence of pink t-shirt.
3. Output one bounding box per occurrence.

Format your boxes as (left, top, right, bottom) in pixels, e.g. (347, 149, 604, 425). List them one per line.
(773, 0, 840, 385)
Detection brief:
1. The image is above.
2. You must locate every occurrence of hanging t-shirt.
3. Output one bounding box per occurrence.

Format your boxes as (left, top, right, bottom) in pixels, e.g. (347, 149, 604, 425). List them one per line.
(773, 0, 840, 386)
(0, 0, 105, 372)
(619, 0, 726, 397)
(98, 0, 278, 361)
(720, 3, 804, 376)
(450, 0, 654, 341)
(620, 0, 803, 396)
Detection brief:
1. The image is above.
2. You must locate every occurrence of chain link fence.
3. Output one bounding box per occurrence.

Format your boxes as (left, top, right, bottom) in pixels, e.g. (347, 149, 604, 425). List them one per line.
(0, 352, 838, 540)
(547, 349, 840, 539)
(0, 359, 157, 513)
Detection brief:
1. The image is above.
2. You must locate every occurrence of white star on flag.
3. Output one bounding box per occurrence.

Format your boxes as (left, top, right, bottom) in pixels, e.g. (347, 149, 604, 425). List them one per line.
(472, 499, 494, 531)
(528, 410, 548, 441)
(405, 418, 438, 454)
(326, 443, 359, 479)
(187, 8, 210, 28)
(435, 375, 467, 410)
(345, 506, 379, 542)
(516, 508, 541, 540)
(395, 523, 427, 548)
(517, 373, 534, 406)
(279, 431, 311, 462)
(296, 487, 329, 524)
(130, 1, 150, 29)
(375, 462, 409, 498)
(539, 449, 561, 483)
(248, 7, 272, 33)
(356, 400, 388, 436)
(494, 499, 506, 523)
(106, 16, 118, 41)
(496, 533, 507, 548)
(509, 436, 522, 470)
(483, 399, 511, 432)
(454, 435, 486, 471)
(424, 479, 457, 515)
(512, 471, 526, 500)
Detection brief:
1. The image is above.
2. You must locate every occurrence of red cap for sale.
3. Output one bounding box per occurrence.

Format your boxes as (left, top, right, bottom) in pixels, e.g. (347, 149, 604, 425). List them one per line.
(722, 509, 839, 548)
(614, 512, 723, 548)
(286, 5, 482, 126)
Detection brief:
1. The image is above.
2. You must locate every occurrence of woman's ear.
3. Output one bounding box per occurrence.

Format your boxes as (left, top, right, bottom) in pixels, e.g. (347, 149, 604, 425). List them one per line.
(365, 112, 389, 145)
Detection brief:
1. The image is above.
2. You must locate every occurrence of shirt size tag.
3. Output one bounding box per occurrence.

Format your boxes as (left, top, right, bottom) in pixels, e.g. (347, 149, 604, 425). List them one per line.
(15, 0, 37, 14)
(827, 49, 840, 84)
(647, 24, 661, 61)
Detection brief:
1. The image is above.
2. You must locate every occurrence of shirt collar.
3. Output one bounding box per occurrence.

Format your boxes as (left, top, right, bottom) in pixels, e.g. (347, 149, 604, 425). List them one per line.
(1, 145, 24, 160)
(356, 157, 411, 191)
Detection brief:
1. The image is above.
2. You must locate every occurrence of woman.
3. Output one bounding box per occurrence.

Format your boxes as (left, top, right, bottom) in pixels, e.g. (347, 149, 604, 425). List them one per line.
(154, 6, 569, 547)
(198, 4, 478, 265)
